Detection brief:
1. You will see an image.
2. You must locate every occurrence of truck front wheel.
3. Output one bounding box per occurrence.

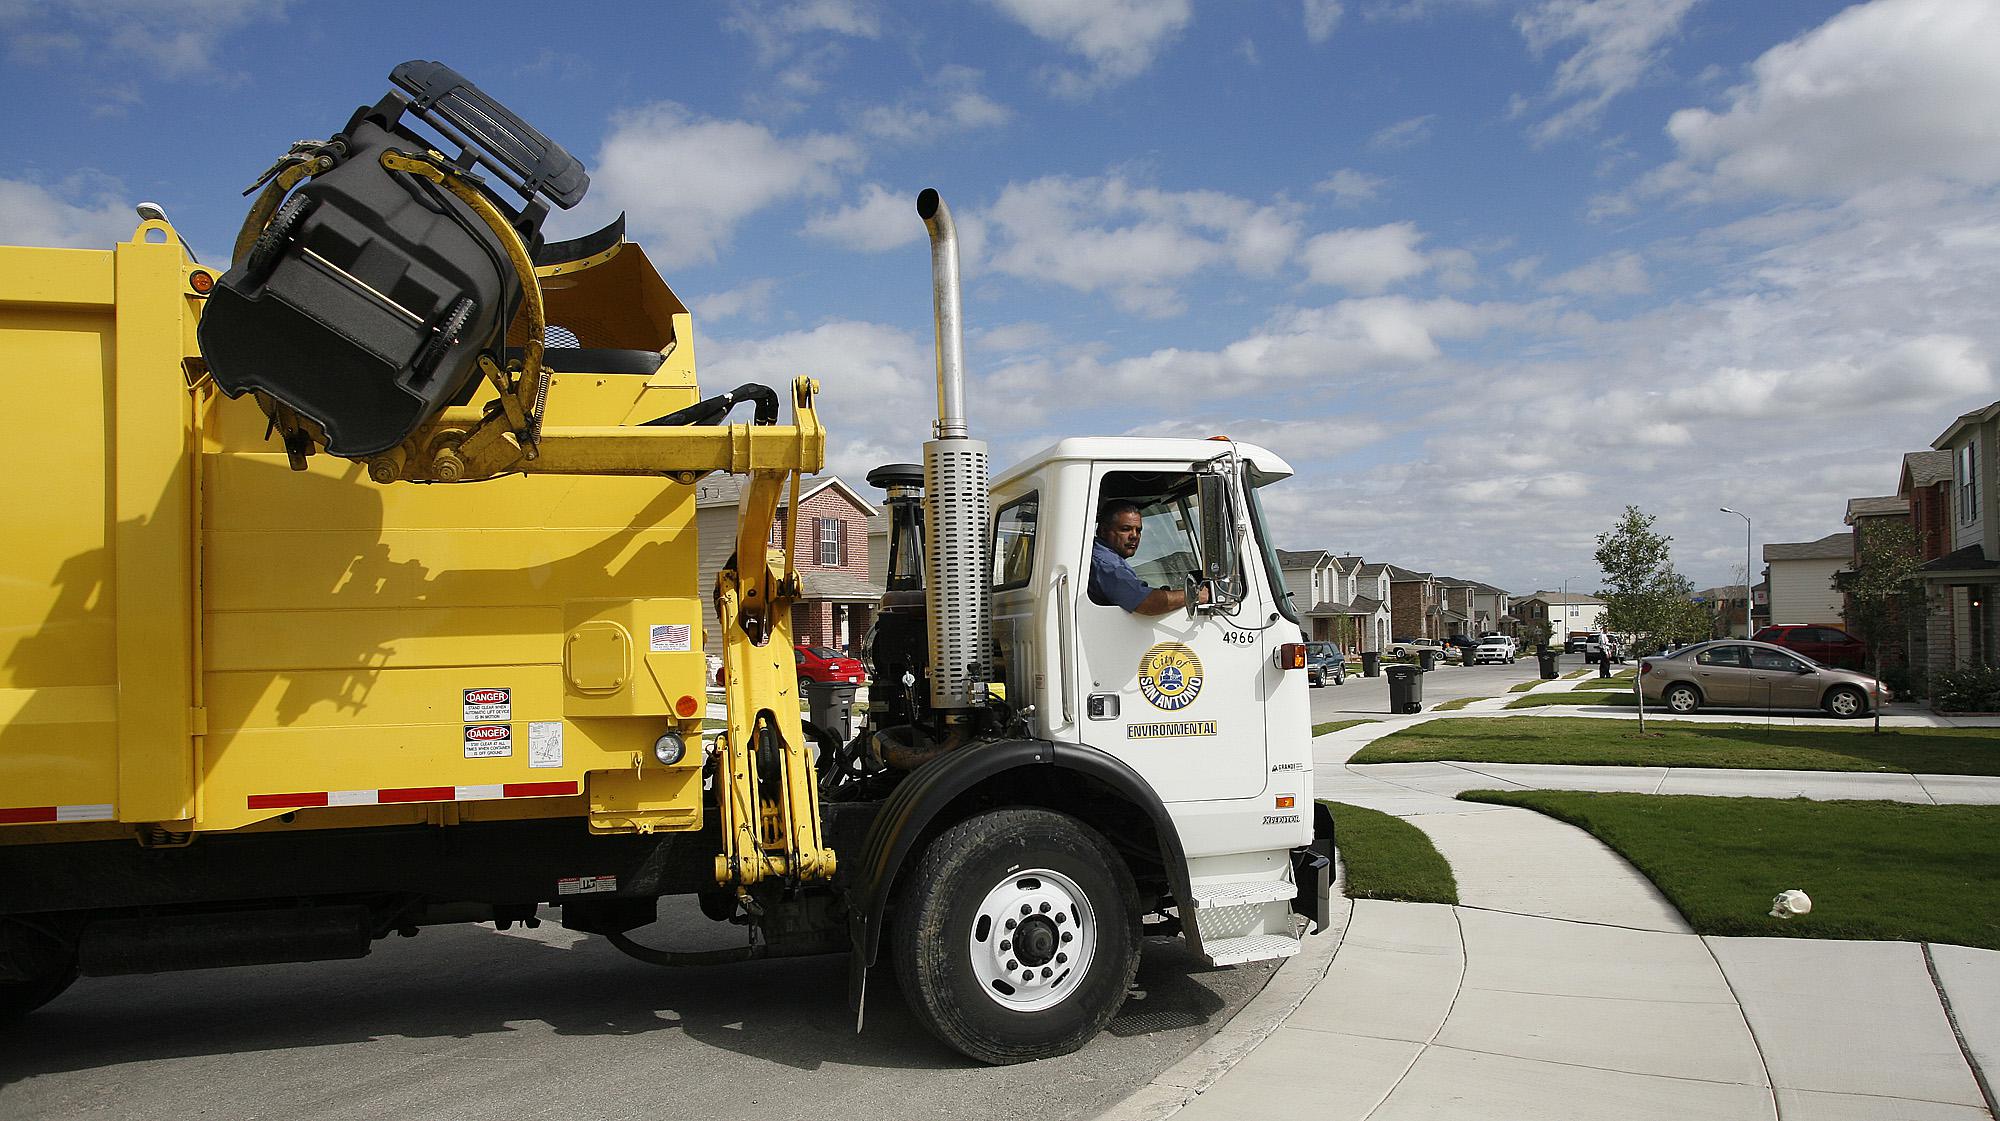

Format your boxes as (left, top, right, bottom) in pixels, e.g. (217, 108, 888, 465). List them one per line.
(892, 808, 1140, 1065)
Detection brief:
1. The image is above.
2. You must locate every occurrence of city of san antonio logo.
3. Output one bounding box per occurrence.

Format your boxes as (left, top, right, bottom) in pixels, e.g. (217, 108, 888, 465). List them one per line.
(1138, 642, 1203, 711)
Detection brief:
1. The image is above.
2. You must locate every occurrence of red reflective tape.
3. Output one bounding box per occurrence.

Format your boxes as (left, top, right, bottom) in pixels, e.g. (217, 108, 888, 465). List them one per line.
(248, 792, 328, 810)
(503, 781, 578, 799)
(0, 806, 58, 825)
(378, 786, 455, 804)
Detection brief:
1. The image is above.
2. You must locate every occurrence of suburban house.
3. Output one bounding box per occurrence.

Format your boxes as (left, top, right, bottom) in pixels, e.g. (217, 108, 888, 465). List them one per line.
(1693, 580, 1767, 638)
(1350, 562, 1393, 653)
(1435, 578, 1480, 638)
(1842, 494, 1914, 667)
(1918, 401, 2000, 675)
(1762, 533, 1850, 627)
(1467, 582, 1513, 636)
(1900, 449, 1954, 562)
(1512, 592, 1605, 644)
(695, 474, 882, 656)
(1277, 549, 1356, 644)
(1386, 566, 1441, 641)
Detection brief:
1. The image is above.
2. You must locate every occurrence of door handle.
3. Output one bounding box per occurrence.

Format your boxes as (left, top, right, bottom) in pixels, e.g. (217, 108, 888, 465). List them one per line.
(1056, 571, 1075, 726)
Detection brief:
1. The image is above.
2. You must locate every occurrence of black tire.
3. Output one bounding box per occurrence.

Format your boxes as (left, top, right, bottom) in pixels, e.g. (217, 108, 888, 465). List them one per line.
(0, 960, 77, 1023)
(1825, 686, 1868, 719)
(891, 808, 1140, 1065)
(1662, 683, 1701, 715)
(242, 193, 313, 286)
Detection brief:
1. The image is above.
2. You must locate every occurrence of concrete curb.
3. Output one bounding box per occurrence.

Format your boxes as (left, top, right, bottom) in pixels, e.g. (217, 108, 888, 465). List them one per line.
(1094, 873, 1355, 1121)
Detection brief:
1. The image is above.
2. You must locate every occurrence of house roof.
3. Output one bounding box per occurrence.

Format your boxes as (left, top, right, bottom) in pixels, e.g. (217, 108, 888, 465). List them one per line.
(1304, 599, 1354, 616)
(1357, 563, 1389, 578)
(1933, 401, 2000, 451)
(1276, 549, 1328, 569)
(1901, 449, 1953, 491)
(1844, 495, 1908, 524)
(1518, 592, 1603, 605)
(1335, 555, 1364, 566)
(1385, 565, 1431, 582)
(800, 570, 885, 601)
(1350, 595, 1384, 613)
(1918, 544, 2000, 576)
(1467, 581, 1511, 596)
(1764, 532, 1852, 562)
(695, 473, 879, 516)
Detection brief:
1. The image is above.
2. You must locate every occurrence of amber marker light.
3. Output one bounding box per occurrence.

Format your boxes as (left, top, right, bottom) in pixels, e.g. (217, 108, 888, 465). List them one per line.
(1278, 642, 1307, 670)
(188, 270, 215, 294)
(675, 694, 700, 718)
(1275, 796, 1295, 809)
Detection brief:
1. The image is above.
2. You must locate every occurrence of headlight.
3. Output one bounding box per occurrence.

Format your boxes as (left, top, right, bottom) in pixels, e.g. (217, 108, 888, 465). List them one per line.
(653, 730, 687, 766)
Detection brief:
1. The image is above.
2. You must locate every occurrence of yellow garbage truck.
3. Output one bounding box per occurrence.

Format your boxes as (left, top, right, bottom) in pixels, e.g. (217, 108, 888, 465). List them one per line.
(0, 61, 1330, 1064)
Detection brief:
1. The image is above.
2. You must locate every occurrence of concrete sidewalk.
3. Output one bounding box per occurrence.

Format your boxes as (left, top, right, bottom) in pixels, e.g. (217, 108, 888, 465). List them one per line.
(1101, 716, 2000, 1121)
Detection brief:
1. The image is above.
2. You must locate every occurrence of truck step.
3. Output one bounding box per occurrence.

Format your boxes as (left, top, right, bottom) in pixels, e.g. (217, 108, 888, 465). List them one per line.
(1190, 881, 1296, 910)
(1203, 933, 1302, 968)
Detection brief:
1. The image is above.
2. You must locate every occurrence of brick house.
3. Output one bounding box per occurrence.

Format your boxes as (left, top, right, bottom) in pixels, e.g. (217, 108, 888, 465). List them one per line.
(1900, 449, 1953, 562)
(1918, 402, 2000, 677)
(1511, 592, 1605, 645)
(1386, 566, 1440, 640)
(695, 474, 883, 656)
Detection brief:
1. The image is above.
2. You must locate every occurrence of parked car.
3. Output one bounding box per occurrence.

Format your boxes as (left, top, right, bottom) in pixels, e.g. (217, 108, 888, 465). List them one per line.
(1306, 642, 1346, 687)
(1582, 632, 1624, 664)
(1479, 633, 1517, 657)
(1386, 638, 1450, 663)
(1444, 634, 1479, 658)
(1471, 637, 1515, 665)
(795, 644, 866, 685)
(1638, 639, 1889, 718)
(1564, 631, 1593, 654)
(1752, 624, 1867, 670)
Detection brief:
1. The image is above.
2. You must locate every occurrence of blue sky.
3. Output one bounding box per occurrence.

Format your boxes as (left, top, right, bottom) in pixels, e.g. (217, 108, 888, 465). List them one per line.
(7, 0, 1999, 598)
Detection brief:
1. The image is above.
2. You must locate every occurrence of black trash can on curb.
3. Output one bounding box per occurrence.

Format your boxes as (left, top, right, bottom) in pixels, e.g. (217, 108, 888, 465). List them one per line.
(1385, 664, 1424, 714)
(1537, 649, 1559, 679)
(1418, 649, 1438, 671)
(803, 681, 858, 742)
(1361, 651, 1381, 677)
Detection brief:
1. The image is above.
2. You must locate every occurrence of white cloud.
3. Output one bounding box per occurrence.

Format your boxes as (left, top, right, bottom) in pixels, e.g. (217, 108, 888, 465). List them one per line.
(1317, 168, 1387, 206)
(1542, 250, 1650, 296)
(1369, 114, 1435, 149)
(1662, 0, 2000, 199)
(803, 183, 925, 252)
(1299, 222, 1432, 292)
(1515, 0, 1699, 143)
(696, 278, 780, 323)
(973, 322, 1056, 353)
(982, 176, 1302, 315)
(986, 0, 1193, 94)
(724, 0, 880, 65)
(856, 66, 1011, 143)
(1304, 0, 1344, 42)
(1, 0, 289, 81)
(0, 175, 138, 249)
(591, 103, 861, 268)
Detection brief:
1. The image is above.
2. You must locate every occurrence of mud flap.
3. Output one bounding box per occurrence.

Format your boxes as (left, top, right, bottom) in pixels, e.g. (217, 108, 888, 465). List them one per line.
(1291, 802, 1335, 934)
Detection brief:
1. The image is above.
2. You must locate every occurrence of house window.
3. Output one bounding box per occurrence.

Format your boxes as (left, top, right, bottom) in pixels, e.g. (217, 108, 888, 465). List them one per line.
(1961, 443, 1979, 526)
(817, 517, 845, 566)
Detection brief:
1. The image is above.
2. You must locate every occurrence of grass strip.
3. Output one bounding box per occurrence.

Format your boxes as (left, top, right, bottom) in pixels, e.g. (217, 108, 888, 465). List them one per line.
(1434, 697, 1482, 711)
(1504, 690, 1638, 709)
(1457, 790, 2000, 949)
(1323, 801, 1458, 905)
(1352, 715, 2000, 775)
(1507, 680, 1546, 693)
(1312, 718, 1380, 736)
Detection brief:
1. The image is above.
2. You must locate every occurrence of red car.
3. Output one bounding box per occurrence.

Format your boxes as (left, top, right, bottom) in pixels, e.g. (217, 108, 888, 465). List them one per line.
(795, 644, 866, 685)
(1751, 624, 1867, 670)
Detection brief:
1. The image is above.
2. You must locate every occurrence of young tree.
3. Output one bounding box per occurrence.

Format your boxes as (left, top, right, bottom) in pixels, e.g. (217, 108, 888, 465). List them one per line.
(1593, 506, 1711, 653)
(1836, 520, 1923, 732)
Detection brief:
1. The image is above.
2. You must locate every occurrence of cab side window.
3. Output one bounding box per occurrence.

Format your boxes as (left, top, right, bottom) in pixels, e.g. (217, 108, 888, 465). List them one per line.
(992, 493, 1039, 590)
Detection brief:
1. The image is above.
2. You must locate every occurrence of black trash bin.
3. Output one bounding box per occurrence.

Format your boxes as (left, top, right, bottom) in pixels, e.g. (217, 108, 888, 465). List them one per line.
(1418, 649, 1439, 671)
(1537, 648, 1559, 679)
(803, 681, 858, 742)
(1361, 651, 1381, 678)
(1385, 664, 1424, 714)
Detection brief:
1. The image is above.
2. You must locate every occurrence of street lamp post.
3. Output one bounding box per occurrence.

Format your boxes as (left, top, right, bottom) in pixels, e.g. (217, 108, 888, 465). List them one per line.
(1720, 507, 1752, 638)
(1560, 575, 1586, 648)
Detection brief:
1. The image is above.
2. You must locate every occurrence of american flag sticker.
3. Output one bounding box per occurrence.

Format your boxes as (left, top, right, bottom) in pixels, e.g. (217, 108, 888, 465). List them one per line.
(650, 624, 693, 652)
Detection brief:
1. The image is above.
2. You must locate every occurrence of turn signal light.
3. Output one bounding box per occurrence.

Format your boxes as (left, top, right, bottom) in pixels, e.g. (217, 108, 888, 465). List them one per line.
(1639, 661, 1653, 675)
(1275, 795, 1295, 809)
(1278, 642, 1306, 670)
(675, 694, 700, 718)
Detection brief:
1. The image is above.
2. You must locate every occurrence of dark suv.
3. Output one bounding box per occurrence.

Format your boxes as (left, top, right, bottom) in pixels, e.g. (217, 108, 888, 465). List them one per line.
(1752, 625, 1866, 670)
(1306, 642, 1346, 687)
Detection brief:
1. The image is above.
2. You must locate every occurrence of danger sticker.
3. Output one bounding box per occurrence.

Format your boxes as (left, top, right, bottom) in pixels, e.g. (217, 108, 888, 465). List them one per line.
(650, 624, 692, 653)
(464, 724, 513, 758)
(557, 875, 617, 896)
(463, 687, 511, 722)
(528, 721, 564, 769)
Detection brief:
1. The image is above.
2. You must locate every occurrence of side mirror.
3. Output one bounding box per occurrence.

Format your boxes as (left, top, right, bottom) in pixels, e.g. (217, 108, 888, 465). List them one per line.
(1196, 473, 1241, 607)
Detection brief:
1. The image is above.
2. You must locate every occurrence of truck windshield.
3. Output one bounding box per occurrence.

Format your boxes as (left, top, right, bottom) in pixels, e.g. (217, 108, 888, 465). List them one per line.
(1245, 476, 1300, 626)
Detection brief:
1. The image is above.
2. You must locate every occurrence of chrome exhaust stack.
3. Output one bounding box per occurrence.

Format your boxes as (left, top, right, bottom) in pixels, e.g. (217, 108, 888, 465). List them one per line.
(917, 189, 990, 713)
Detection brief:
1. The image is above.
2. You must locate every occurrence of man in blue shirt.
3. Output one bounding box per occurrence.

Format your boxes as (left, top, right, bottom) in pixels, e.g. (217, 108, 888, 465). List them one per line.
(1089, 500, 1208, 615)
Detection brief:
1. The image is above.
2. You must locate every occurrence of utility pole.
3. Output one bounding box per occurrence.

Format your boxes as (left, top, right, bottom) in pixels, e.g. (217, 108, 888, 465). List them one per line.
(1720, 507, 1752, 638)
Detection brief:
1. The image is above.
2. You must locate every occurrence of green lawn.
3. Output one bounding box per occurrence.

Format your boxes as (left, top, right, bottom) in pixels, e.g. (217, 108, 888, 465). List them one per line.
(1351, 715, 2000, 775)
(1507, 679, 1546, 693)
(1434, 696, 1482, 711)
(1504, 690, 1638, 709)
(1459, 790, 2000, 949)
(1323, 801, 1458, 905)
(1312, 718, 1380, 736)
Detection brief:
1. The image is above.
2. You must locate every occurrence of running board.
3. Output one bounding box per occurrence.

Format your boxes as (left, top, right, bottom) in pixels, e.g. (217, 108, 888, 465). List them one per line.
(1204, 933, 1302, 967)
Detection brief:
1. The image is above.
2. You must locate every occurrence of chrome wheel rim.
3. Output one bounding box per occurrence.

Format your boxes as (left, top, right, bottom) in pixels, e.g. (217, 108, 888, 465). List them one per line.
(967, 867, 1097, 1012)
(1668, 688, 1696, 713)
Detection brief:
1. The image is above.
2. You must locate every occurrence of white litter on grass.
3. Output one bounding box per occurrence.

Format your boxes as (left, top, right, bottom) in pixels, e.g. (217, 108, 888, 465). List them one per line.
(1770, 889, 1813, 919)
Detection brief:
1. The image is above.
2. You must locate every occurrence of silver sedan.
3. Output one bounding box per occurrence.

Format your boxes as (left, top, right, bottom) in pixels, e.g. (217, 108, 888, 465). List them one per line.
(1639, 639, 1890, 718)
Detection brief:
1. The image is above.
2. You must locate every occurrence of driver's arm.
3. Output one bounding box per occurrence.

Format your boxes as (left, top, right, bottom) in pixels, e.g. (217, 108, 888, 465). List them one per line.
(1134, 583, 1210, 616)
